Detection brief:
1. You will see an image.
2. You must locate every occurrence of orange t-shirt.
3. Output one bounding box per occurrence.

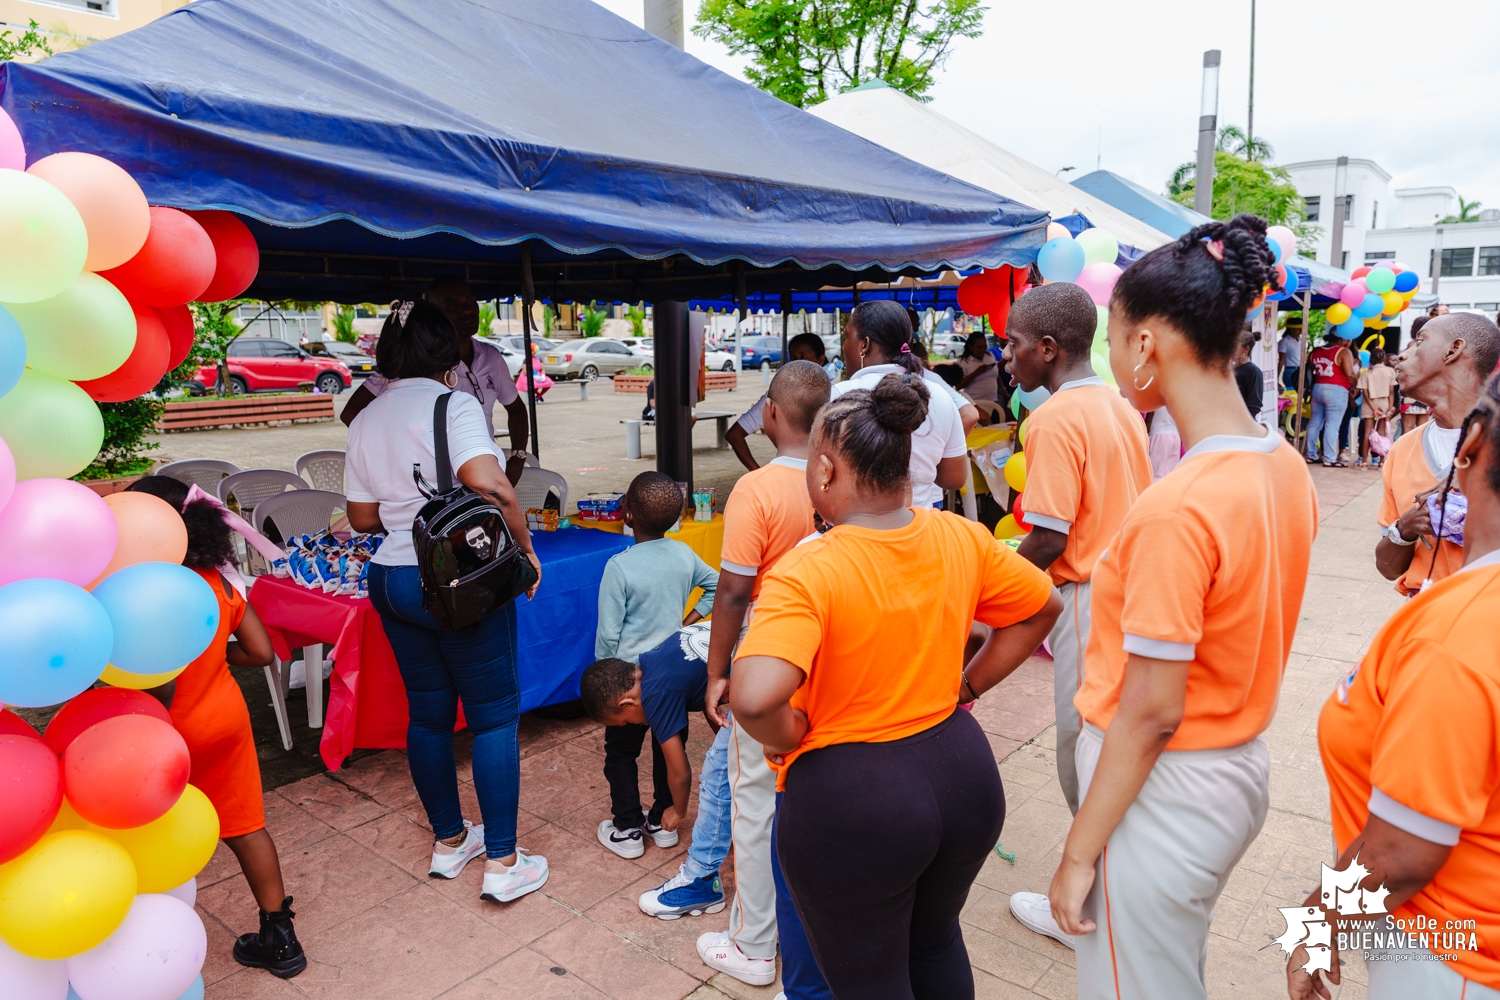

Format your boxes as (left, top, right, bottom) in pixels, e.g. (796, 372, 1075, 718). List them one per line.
(1379, 422, 1463, 596)
(1020, 380, 1152, 584)
(1318, 553, 1500, 987)
(719, 457, 816, 599)
(736, 508, 1054, 788)
(1076, 432, 1318, 750)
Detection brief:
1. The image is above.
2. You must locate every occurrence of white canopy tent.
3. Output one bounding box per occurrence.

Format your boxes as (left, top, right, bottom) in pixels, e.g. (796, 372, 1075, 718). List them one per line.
(810, 84, 1172, 254)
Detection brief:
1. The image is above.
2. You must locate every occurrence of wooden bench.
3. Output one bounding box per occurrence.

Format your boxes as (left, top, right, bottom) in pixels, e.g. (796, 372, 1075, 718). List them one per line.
(622, 410, 737, 459)
(157, 394, 336, 432)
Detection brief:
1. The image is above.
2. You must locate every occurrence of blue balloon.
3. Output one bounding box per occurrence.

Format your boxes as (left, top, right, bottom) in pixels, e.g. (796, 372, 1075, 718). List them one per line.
(1015, 384, 1052, 410)
(1335, 317, 1365, 339)
(1359, 350, 1371, 366)
(1266, 236, 1285, 265)
(0, 578, 112, 707)
(1280, 266, 1299, 299)
(1393, 269, 1420, 293)
(1036, 237, 1086, 284)
(0, 303, 24, 399)
(1353, 293, 1385, 319)
(175, 975, 205, 1000)
(91, 562, 220, 675)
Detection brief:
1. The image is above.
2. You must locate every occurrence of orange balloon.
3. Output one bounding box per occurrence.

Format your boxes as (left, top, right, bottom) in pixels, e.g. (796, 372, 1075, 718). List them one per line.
(89, 492, 187, 586)
(26, 152, 150, 272)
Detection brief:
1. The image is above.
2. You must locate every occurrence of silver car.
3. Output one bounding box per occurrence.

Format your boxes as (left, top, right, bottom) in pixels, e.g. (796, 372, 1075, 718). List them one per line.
(541, 338, 639, 380)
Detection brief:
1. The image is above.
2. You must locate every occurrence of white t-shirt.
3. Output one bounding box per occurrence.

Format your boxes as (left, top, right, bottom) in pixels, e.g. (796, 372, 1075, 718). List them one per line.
(363, 338, 517, 438)
(735, 393, 768, 434)
(832, 363, 968, 508)
(346, 378, 502, 566)
(1423, 420, 1462, 477)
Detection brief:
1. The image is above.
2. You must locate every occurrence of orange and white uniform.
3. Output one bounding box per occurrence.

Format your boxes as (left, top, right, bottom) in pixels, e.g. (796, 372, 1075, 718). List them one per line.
(1378, 420, 1464, 595)
(1071, 430, 1318, 1000)
(1318, 548, 1500, 997)
(716, 455, 818, 961)
(1019, 375, 1151, 812)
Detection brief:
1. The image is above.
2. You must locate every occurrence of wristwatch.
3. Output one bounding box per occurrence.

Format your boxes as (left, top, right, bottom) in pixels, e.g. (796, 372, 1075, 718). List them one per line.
(1383, 522, 1417, 546)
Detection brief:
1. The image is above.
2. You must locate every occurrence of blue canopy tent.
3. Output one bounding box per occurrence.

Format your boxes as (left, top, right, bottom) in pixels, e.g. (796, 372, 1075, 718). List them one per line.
(0, 0, 1047, 485)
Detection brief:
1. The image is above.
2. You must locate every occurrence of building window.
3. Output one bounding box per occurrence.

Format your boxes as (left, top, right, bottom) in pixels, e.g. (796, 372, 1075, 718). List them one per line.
(1341, 195, 1354, 225)
(1474, 302, 1499, 313)
(1366, 251, 1395, 261)
(1440, 248, 1475, 277)
(1304, 196, 1320, 222)
(21, 0, 117, 15)
(1479, 246, 1500, 276)
(1371, 201, 1379, 228)
(1341, 251, 1349, 269)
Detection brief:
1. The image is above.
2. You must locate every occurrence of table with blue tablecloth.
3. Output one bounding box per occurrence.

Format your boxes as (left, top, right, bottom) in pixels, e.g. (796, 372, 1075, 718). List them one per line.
(250, 526, 631, 770)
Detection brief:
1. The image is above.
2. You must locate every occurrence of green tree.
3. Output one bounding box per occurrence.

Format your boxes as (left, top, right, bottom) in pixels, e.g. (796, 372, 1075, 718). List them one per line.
(1168, 141, 1320, 255)
(77, 398, 165, 480)
(477, 301, 496, 337)
(579, 301, 608, 338)
(626, 304, 646, 338)
(1438, 195, 1482, 224)
(331, 305, 357, 343)
(694, 0, 987, 108)
(0, 19, 52, 61)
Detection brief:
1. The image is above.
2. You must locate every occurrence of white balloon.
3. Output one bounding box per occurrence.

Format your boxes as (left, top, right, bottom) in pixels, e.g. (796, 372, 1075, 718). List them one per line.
(66, 896, 206, 1000)
(163, 878, 196, 908)
(0, 936, 69, 1000)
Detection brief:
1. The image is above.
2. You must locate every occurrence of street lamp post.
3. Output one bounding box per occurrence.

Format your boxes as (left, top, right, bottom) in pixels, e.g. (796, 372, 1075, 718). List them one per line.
(1330, 156, 1349, 269)
(1195, 50, 1221, 218)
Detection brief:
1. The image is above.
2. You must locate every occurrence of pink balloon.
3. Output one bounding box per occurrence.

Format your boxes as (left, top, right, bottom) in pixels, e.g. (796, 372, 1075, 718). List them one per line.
(1075, 262, 1123, 307)
(0, 436, 14, 515)
(66, 895, 206, 1000)
(1339, 281, 1368, 308)
(0, 478, 117, 588)
(0, 107, 23, 172)
(1266, 225, 1297, 261)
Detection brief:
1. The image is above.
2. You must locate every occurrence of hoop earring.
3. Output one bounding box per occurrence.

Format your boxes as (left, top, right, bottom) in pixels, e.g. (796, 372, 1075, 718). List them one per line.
(1455, 455, 1472, 469)
(1131, 363, 1155, 391)
(443, 370, 457, 388)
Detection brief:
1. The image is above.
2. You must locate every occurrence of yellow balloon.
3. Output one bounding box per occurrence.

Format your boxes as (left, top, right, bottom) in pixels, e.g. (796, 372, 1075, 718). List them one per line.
(995, 514, 1024, 539)
(1381, 291, 1403, 315)
(1091, 348, 1118, 387)
(46, 798, 89, 834)
(99, 662, 189, 690)
(1400, 288, 1417, 301)
(0, 831, 136, 959)
(1326, 302, 1352, 325)
(1003, 452, 1028, 493)
(98, 785, 219, 893)
(1016, 419, 1028, 447)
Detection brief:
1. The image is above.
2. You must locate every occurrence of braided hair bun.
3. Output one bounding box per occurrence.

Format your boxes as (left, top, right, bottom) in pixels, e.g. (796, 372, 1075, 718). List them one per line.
(1112, 213, 1278, 363)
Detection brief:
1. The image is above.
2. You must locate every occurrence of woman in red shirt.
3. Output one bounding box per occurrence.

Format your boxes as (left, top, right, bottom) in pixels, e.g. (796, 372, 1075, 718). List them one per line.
(1306, 332, 1356, 466)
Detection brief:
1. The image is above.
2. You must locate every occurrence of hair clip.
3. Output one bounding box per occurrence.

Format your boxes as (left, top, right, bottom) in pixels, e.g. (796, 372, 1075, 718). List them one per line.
(899, 343, 912, 353)
(390, 299, 415, 327)
(1204, 239, 1225, 262)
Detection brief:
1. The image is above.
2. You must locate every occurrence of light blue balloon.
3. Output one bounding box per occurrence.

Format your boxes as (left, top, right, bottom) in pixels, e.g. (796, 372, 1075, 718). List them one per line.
(1335, 317, 1365, 339)
(1036, 237, 1086, 284)
(175, 975, 205, 1000)
(1393, 269, 1420, 293)
(1281, 267, 1299, 299)
(0, 303, 24, 399)
(1353, 293, 1384, 319)
(0, 578, 112, 708)
(1266, 236, 1285, 265)
(1015, 384, 1052, 410)
(1359, 350, 1371, 366)
(91, 562, 219, 675)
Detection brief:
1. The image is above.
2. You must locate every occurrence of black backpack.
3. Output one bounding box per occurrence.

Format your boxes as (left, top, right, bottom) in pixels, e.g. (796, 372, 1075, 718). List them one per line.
(411, 393, 538, 631)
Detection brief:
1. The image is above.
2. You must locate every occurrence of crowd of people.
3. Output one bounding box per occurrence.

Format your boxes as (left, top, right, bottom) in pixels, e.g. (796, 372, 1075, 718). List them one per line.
(132, 219, 1500, 1000)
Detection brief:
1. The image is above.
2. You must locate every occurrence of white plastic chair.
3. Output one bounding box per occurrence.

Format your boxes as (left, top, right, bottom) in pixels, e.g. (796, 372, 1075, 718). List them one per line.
(513, 467, 568, 512)
(295, 449, 347, 493)
(218, 469, 310, 519)
(252, 488, 347, 542)
(155, 459, 241, 494)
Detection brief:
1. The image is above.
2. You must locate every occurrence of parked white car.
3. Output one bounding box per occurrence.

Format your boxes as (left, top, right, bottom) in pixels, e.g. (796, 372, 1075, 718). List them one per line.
(625, 340, 738, 373)
(933, 333, 969, 359)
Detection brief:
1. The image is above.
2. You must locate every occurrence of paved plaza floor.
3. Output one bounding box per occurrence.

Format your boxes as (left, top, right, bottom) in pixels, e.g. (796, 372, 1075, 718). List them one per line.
(152, 388, 1391, 998)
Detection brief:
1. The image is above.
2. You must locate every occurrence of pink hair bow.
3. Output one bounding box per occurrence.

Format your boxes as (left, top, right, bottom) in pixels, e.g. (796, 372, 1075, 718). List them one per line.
(1204, 239, 1225, 261)
(186, 484, 286, 596)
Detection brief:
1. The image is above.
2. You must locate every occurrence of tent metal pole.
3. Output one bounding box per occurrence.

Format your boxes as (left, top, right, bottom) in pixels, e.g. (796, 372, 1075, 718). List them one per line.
(653, 301, 693, 493)
(780, 291, 791, 368)
(520, 242, 540, 459)
(1294, 287, 1311, 451)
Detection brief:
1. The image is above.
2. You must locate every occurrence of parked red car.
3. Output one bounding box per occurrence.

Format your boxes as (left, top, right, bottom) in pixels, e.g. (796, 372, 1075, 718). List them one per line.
(195, 337, 352, 394)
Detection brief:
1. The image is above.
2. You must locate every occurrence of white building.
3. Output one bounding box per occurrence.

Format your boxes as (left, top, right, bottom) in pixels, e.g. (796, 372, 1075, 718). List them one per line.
(1283, 161, 1500, 345)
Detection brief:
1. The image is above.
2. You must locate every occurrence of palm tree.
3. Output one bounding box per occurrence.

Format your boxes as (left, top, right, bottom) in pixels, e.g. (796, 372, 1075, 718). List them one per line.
(1438, 196, 1482, 224)
(1215, 125, 1275, 162)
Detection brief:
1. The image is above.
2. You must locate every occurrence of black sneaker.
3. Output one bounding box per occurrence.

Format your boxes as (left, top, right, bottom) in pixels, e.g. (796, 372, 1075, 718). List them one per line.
(596, 818, 644, 859)
(233, 896, 307, 978)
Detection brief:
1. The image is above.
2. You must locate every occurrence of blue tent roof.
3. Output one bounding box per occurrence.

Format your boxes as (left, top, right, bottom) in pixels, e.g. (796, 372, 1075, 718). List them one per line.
(0, 0, 1047, 303)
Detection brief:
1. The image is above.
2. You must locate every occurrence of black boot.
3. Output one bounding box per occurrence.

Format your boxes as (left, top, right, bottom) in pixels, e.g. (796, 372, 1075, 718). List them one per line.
(233, 896, 307, 978)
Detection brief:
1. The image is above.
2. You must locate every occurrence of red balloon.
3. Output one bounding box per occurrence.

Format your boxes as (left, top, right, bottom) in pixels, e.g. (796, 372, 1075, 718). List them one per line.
(985, 265, 1029, 334)
(187, 211, 259, 301)
(1351, 266, 1372, 281)
(75, 303, 171, 402)
(956, 272, 1001, 317)
(1011, 490, 1033, 532)
(64, 714, 189, 829)
(156, 304, 196, 369)
(0, 709, 41, 741)
(0, 735, 63, 863)
(43, 687, 172, 757)
(97, 207, 216, 307)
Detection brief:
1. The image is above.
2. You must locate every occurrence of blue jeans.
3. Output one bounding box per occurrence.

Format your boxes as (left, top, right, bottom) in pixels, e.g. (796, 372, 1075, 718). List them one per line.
(683, 722, 733, 880)
(1305, 383, 1348, 462)
(772, 791, 834, 1000)
(367, 563, 521, 859)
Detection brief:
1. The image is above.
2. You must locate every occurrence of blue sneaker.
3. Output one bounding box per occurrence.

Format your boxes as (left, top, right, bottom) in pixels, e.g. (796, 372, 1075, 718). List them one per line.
(638, 865, 725, 920)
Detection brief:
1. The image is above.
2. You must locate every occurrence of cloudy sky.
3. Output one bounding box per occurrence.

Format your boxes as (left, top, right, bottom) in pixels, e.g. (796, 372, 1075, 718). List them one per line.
(594, 0, 1500, 215)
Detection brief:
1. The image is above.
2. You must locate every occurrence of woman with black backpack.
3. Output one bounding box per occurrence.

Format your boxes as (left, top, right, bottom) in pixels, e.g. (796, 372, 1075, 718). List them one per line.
(345, 299, 548, 904)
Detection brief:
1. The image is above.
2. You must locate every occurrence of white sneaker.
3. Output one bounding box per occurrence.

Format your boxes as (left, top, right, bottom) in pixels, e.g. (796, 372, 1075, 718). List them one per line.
(597, 818, 645, 859)
(428, 820, 485, 879)
(697, 930, 776, 986)
(642, 816, 679, 849)
(1009, 891, 1075, 950)
(480, 850, 549, 903)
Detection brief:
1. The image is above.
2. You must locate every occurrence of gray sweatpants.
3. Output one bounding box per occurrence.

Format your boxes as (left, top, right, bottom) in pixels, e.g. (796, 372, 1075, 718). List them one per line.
(1050, 580, 1091, 814)
(1365, 932, 1500, 998)
(1074, 723, 1270, 1000)
(726, 719, 778, 959)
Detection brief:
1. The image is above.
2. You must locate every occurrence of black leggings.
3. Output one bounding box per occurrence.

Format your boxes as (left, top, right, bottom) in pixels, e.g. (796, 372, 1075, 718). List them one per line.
(777, 710, 1005, 1000)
